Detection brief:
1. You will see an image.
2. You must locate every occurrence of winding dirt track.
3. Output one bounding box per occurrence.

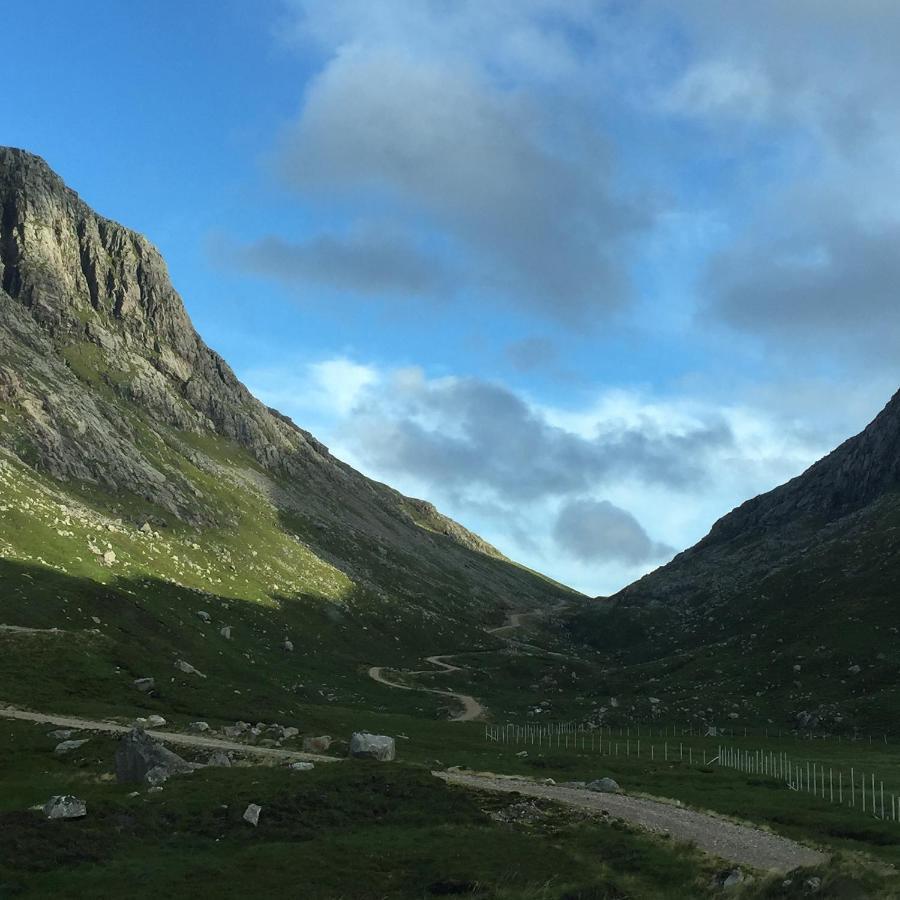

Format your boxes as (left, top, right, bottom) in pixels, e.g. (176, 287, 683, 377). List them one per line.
(437, 770, 828, 874)
(0, 705, 339, 763)
(367, 664, 484, 721)
(366, 607, 542, 722)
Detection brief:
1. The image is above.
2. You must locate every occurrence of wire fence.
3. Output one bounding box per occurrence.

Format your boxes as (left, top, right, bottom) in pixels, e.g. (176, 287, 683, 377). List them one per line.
(483, 722, 900, 824)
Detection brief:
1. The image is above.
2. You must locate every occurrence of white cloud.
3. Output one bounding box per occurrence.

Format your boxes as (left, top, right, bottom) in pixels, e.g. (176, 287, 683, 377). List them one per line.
(241, 354, 838, 594)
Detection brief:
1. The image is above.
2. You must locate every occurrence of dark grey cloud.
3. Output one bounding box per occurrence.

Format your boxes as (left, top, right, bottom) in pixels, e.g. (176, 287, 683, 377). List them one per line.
(274, 48, 648, 324)
(220, 227, 448, 298)
(553, 498, 674, 565)
(344, 376, 734, 503)
(505, 337, 558, 372)
(704, 216, 900, 357)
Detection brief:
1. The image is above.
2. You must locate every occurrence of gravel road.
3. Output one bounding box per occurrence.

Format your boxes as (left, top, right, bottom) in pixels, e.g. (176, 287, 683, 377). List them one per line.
(0, 705, 339, 763)
(437, 770, 828, 874)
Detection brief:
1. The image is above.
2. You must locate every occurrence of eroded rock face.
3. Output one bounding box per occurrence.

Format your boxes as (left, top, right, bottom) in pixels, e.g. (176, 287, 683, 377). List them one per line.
(114, 727, 192, 785)
(349, 732, 395, 761)
(0, 147, 577, 630)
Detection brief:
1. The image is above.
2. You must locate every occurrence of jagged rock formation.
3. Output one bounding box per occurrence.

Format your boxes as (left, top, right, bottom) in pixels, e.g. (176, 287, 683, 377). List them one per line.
(0, 147, 573, 621)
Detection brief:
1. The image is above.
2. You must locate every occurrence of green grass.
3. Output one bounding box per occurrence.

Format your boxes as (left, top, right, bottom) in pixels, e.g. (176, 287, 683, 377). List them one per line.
(0, 719, 737, 900)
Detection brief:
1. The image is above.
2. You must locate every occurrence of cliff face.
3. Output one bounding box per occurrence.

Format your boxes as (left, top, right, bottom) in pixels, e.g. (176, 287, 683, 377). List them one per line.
(0, 147, 572, 619)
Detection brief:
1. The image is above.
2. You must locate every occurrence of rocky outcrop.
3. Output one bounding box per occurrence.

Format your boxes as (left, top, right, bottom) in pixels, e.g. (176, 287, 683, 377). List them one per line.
(0, 147, 576, 623)
(114, 727, 193, 785)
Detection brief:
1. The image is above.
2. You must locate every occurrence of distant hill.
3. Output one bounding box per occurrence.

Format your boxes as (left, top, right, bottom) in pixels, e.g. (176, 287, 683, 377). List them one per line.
(568, 389, 900, 733)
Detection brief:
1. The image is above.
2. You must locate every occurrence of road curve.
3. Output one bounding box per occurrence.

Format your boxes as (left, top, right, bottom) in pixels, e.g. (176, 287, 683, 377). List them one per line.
(438, 770, 828, 874)
(0, 705, 340, 763)
(367, 664, 484, 721)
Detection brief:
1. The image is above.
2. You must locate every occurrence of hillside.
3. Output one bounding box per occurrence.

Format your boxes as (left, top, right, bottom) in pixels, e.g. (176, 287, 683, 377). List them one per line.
(567, 389, 900, 733)
(0, 147, 577, 723)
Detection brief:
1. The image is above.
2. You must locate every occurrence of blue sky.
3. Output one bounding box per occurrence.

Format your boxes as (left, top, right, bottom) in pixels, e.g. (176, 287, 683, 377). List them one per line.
(4, 1, 899, 594)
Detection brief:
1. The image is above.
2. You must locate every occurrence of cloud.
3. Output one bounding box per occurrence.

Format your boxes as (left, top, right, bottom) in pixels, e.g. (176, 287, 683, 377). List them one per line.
(337, 371, 734, 503)
(270, 36, 648, 323)
(705, 215, 900, 357)
(553, 498, 674, 565)
(218, 225, 448, 298)
(505, 337, 558, 372)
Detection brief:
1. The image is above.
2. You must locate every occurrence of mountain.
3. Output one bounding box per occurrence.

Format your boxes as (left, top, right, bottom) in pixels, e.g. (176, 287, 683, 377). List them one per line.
(569, 390, 900, 733)
(0, 147, 576, 720)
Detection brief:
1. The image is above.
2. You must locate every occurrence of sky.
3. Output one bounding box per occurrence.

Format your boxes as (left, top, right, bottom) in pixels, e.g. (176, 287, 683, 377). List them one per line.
(3, 1, 899, 595)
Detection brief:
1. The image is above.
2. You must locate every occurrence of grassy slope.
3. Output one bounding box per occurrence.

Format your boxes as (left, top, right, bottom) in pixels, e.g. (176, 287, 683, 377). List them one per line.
(562, 492, 900, 736)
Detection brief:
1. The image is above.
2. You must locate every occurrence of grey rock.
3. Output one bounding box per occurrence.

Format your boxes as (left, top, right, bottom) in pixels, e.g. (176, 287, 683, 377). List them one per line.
(283, 639, 294, 652)
(302, 735, 332, 753)
(207, 751, 232, 767)
(54, 739, 89, 754)
(220, 625, 232, 640)
(289, 761, 314, 771)
(174, 659, 205, 678)
(196, 611, 211, 623)
(587, 778, 622, 794)
(189, 721, 210, 732)
(349, 731, 395, 761)
(243, 803, 261, 826)
(114, 727, 192, 785)
(43, 795, 86, 819)
(133, 677, 155, 693)
(146, 715, 167, 728)
(47, 729, 74, 740)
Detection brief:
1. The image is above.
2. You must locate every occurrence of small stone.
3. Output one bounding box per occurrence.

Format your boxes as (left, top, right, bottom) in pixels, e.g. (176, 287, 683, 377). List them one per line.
(289, 761, 314, 771)
(133, 677, 155, 693)
(283, 639, 294, 652)
(243, 803, 262, 826)
(587, 778, 621, 794)
(189, 721, 210, 732)
(804, 876, 821, 892)
(848, 664, 861, 674)
(139, 522, 153, 534)
(54, 739, 89, 754)
(220, 625, 232, 639)
(515, 750, 528, 758)
(349, 732, 395, 761)
(196, 611, 211, 623)
(43, 795, 86, 819)
(174, 659, 206, 678)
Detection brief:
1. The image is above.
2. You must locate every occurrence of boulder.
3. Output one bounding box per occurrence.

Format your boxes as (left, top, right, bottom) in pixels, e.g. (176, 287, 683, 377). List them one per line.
(196, 611, 211, 623)
(133, 677, 155, 693)
(283, 639, 294, 652)
(302, 735, 332, 753)
(189, 721, 210, 732)
(114, 727, 193, 785)
(54, 739, 89, 754)
(220, 625, 232, 639)
(174, 659, 206, 678)
(289, 761, 314, 771)
(243, 803, 262, 826)
(47, 729, 74, 740)
(43, 795, 86, 819)
(146, 715, 167, 728)
(349, 732, 395, 761)
(281, 726, 299, 740)
(207, 751, 232, 767)
(587, 778, 622, 794)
